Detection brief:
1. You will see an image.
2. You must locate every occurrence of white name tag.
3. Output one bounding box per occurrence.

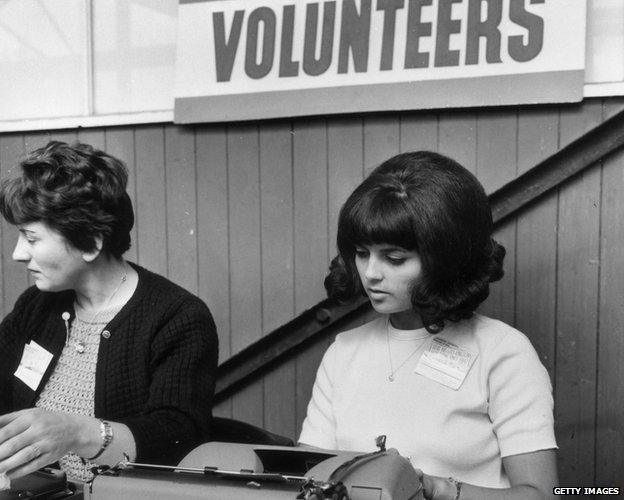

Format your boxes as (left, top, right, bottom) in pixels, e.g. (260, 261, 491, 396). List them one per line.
(14, 341, 54, 391)
(414, 337, 477, 390)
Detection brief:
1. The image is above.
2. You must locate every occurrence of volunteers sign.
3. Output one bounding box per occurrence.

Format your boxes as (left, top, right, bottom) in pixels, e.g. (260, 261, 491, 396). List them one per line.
(174, 0, 586, 123)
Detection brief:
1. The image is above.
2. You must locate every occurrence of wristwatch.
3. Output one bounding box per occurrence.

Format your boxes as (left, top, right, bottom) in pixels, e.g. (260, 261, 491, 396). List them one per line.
(448, 477, 462, 500)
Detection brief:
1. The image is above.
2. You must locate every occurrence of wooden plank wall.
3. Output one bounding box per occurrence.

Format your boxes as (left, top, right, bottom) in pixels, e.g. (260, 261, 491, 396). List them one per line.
(0, 97, 622, 488)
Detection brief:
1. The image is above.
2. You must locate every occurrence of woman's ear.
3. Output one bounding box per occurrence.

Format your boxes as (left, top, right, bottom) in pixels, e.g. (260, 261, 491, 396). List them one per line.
(82, 235, 103, 262)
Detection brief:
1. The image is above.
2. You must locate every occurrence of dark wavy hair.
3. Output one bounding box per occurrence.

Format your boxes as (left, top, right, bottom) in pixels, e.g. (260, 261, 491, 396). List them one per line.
(325, 151, 505, 332)
(0, 141, 133, 259)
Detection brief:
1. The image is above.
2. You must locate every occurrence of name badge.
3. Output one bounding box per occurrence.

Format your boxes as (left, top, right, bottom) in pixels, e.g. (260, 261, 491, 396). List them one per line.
(14, 341, 54, 391)
(414, 337, 477, 390)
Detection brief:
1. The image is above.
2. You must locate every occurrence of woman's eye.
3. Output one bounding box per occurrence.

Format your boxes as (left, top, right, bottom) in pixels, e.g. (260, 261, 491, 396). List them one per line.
(354, 249, 368, 258)
(386, 256, 405, 265)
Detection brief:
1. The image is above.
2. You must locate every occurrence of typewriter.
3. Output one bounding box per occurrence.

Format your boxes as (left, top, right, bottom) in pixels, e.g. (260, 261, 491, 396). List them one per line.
(85, 438, 423, 500)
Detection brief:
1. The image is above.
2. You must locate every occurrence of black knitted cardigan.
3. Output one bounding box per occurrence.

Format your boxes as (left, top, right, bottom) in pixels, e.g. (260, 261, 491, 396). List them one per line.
(0, 262, 218, 466)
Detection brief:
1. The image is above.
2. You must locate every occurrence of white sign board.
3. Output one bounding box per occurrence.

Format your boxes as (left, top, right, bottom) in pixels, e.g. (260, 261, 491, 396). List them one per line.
(175, 0, 586, 123)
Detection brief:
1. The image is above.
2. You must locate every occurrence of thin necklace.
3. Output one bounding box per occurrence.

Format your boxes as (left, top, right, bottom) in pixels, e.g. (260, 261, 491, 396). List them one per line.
(68, 263, 128, 354)
(386, 319, 428, 382)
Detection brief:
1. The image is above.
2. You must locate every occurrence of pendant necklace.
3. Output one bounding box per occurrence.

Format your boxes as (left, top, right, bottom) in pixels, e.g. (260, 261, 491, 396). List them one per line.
(386, 319, 429, 382)
(66, 264, 128, 354)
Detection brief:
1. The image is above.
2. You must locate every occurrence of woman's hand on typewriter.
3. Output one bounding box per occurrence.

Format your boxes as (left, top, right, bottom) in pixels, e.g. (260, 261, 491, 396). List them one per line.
(0, 408, 99, 479)
(414, 468, 459, 500)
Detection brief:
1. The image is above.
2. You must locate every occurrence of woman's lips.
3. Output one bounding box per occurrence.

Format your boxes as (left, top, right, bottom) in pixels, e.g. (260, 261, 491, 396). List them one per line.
(367, 288, 389, 299)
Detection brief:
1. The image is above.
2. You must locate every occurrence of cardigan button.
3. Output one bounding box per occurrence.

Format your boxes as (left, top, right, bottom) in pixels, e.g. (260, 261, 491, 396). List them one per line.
(101, 330, 111, 339)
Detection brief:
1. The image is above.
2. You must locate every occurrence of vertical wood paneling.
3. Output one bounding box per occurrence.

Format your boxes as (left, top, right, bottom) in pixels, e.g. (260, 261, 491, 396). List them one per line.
(232, 377, 264, 429)
(555, 103, 604, 486)
(196, 126, 230, 362)
(399, 113, 438, 152)
(438, 111, 477, 173)
(476, 111, 517, 326)
(556, 168, 601, 487)
(227, 124, 262, 353)
(514, 109, 559, 372)
(105, 127, 138, 263)
(259, 122, 295, 333)
(596, 147, 624, 488)
(227, 124, 263, 426)
(164, 125, 198, 293)
(363, 116, 400, 174)
(293, 119, 328, 314)
(49, 130, 78, 144)
(77, 128, 106, 149)
(134, 126, 167, 275)
(259, 122, 297, 438)
(475, 111, 517, 194)
(23, 132, 51, 155)
(327, 118, 364, 260)
(0, 135, 27, 315)
(295, 337, 334, 439)
(264, 360, 297, 439)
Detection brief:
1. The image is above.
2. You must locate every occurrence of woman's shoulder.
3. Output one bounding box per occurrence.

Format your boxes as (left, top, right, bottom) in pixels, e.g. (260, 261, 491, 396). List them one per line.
(448, 314, 539, 357)
(131, 263, 207, 307)
(332, 316, 387, 349)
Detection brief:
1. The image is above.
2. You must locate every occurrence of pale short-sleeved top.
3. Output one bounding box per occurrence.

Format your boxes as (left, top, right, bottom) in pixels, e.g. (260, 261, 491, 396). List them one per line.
(299, 314, 557, 488)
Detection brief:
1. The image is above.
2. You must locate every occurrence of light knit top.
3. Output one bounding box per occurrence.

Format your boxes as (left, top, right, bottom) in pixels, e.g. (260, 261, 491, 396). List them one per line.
(36, 304, 122, 482)
(299, 314, 557, 488)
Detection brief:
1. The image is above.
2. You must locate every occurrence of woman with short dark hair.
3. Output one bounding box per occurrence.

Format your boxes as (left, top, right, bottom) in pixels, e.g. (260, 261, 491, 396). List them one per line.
(300, 151, 558, 499)
(0, 141, 218, 483)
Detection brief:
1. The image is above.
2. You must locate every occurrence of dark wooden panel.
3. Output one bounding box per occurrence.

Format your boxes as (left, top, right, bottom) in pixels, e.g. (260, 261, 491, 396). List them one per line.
(363, 116, 400, 174)
(23, 131, 51, 154)
(232, 376, 264, 429)
(293, 119, 328, 314)
(164, 125, 198, 293)
(227, 124, 262, 353)
(515, 108, 559, 372)
(196, 126, 231, 362)
(0, 135, 27, 316)
(596, 148, 624, 488)
(438, 111, 477, 174)
(263, 359, 297, 440)
(77, 128, 106, 149)
(134, 126, 167, 276)
(105, 127, 138, 263)
(602, 95, 624, 120)
(328, 117, 364, 260)
(259, 122, 297, 438)
(49, 130, 78, 143)
(555, 102, 603, 486)
(295, 336, 334, 440)
(476, 111, 517, 194)
(555, 167, 601, 487)
(476, 111, 517, 326)
(399, 113, 438, 153)
(559, 100, 603, 150)
(259, 122, 295, 333)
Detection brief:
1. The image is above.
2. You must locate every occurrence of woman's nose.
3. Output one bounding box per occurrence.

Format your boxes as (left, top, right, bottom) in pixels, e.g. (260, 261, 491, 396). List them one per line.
(364, 257, 383, 281)
(12, 236, 30, 262)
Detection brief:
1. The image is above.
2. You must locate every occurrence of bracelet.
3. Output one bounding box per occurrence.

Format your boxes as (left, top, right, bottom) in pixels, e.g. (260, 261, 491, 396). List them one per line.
(448, 477, 462, 500)
(87, 420, 113, 461)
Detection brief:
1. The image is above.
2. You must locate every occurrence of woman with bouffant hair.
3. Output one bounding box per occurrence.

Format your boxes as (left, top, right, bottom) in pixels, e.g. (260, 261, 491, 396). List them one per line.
(0, 141, 218, 484)
(300, 152, 558, 499)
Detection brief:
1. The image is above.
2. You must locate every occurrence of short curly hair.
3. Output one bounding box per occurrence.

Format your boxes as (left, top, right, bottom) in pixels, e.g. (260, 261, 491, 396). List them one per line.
(0, 141, 134, 259)
(325, 151, 505, 332)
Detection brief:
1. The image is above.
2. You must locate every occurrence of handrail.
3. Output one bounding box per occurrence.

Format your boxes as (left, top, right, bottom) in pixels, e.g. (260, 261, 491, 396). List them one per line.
(215, 108, 624, 402)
